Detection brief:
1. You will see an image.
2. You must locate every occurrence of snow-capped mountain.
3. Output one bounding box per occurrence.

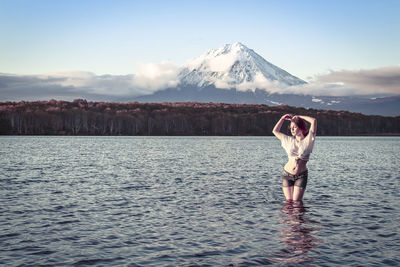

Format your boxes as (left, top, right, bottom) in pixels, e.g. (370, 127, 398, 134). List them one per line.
(134, 42, 399, 116)
(178, 42, 306, 89)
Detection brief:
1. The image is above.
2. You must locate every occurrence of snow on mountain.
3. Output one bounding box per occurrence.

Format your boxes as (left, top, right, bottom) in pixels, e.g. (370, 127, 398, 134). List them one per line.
(178, 42, 306, 91)
(134, 42, 399, 116)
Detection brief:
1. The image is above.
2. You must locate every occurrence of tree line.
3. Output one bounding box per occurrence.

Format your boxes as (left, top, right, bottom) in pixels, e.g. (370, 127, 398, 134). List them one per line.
(0, 99, 399, 136)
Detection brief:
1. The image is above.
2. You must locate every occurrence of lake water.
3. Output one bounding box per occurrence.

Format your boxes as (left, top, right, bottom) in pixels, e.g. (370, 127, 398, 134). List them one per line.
(0, 136, 399, 266)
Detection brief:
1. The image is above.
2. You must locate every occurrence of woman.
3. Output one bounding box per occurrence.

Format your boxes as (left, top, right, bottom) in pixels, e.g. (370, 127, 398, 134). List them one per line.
(272, 114, 317, 201)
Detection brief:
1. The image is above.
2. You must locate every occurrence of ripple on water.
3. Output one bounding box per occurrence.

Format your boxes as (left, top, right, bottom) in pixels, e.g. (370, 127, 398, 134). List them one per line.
(0, 136, 399, 266)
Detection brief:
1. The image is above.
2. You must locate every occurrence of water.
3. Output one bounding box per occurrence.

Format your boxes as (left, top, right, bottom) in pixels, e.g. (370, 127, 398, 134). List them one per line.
(0, 136, 399, 266)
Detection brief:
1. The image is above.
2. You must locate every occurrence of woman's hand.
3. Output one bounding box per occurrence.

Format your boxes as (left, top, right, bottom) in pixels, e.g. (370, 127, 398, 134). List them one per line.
(282, 114, 293, 120)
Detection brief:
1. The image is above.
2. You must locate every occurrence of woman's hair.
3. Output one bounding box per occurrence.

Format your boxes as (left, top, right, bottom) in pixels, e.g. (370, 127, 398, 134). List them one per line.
(290, 116, 309, 136)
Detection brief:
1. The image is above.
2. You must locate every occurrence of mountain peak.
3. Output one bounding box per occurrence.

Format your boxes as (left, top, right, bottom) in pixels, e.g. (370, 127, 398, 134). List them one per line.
(178, 42, 306, 90)
(203, 42, 251, 59)
(220, 42, 248, 51)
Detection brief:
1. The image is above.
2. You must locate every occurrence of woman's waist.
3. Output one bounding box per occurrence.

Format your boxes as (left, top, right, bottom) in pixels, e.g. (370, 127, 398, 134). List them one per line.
(282, 167, 308, 177)
(284, 160, 308, 175)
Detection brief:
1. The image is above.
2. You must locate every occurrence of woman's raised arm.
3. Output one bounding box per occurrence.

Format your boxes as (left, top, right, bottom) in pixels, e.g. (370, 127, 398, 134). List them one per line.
(296, 115, 317, 136)
(272, 114, 292, 141)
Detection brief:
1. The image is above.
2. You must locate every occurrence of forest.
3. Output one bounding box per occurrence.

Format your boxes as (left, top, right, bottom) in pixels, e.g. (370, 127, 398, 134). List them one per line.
(0, 99, 399, 136)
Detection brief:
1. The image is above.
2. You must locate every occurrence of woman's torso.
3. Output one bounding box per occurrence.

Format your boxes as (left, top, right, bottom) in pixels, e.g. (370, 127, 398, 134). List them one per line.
(284, 158, 307, 175)
(281, 133, 315, 175)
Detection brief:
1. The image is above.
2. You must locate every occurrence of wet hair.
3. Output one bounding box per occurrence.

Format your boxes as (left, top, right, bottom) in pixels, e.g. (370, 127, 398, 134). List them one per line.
(289, 116, 309, 137)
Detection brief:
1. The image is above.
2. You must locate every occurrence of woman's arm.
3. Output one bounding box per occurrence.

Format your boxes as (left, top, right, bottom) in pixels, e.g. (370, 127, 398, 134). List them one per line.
(272, 114, 292, 141)
(296, 115, 317, 136)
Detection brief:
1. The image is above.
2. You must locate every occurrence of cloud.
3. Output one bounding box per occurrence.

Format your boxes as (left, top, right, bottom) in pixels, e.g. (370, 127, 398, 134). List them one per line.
(0, 72, 142, 101)
(133, 61, 179, 90)
(0, 61, 179, 101)
(36, 71, 137, 95)
(1, 64, 399, 101)
(234, 72, 283, 92)
(279, 65, 400, 96)
(315, 65, 400, 95)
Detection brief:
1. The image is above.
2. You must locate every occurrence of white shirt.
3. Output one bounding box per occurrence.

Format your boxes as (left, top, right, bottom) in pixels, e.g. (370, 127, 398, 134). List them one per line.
(281, 132, 315, 162)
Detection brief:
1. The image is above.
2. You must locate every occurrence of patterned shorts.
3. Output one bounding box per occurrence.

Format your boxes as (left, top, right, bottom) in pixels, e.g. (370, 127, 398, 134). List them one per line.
(282, 169, 308, 188)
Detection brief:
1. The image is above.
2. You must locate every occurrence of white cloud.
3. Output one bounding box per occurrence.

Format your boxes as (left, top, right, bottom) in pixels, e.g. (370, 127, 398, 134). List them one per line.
(315, 65, 400, 95)
(36, 71, 139, 96)
(210, 72, 286, 93)
(282, 65, 400, 96)
(39, 63, 180, 96)
(235, 72, 283, 92)
(1, 64, 399, 101)
(132, 61, 179, 91)
(0, 62, 180, 101)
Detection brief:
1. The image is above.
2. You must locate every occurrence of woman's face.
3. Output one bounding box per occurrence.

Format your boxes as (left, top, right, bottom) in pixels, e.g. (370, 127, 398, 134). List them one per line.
(290, 122, 301, 137)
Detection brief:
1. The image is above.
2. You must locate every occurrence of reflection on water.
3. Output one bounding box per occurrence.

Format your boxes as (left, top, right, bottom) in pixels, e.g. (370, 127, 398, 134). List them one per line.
(271, 201, 321, 264)
(1, 136, 399, 266)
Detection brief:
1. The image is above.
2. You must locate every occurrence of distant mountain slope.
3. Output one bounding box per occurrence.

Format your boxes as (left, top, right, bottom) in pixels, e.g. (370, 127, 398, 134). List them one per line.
(178, 42, 306, 88)
(134, 86, 400, 116)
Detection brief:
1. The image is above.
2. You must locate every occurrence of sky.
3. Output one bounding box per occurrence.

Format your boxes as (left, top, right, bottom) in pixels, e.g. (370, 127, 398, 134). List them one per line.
(0, 0, 399, 100)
